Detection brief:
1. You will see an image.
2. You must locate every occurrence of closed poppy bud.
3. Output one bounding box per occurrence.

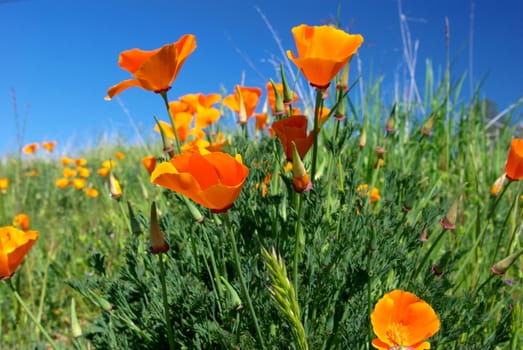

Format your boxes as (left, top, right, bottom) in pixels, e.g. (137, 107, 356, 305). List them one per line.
(291, 142, 312, 193)
(108, 173, 122, 200)
(151, 151, 249, 213)
(421, 113, 436, 136)
(385, 103, 396, 133)
(490, 173, 506, 196)
(149, 202, 169, 254)
(106, 34, 197, 99)
(359, 128, 367, 148)
(0, 226, 39, 279)
(504, 138, 523, 181)
(287, 24, 364, 89)
(268, 80, 285, 116)
(334, 95, 347, 121)
(280, 64, 297, 106)
(0, 178, 8, 194)
(336, 63, 350, 92)
(13, 214, 30, 231)
(491, 250, 522, 276)
(440, 197, 458, 230)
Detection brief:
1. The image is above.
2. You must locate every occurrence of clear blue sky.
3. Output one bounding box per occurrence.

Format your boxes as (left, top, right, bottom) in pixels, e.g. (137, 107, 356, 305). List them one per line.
(1, 0, 522, 156)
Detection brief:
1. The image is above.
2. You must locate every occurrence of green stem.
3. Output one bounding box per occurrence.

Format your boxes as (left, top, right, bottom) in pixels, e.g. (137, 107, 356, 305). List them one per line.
(160, 91, 182, 154)
(293, 194, 304, 296)
(411, 227, 445, 281)
(201, 228, 224, 314)
(7, 279, 59, 350)
(223, 212, 266, 350)
(157, 254, 176, 350)
(310, 89, 324, 182)
(490, 189, 519, 265)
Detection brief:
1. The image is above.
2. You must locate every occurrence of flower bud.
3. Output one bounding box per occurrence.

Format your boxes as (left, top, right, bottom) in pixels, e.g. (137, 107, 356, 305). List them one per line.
(440, 197, 458, 230)
(149, 202, 169, 254)
(291, 142, 312, 193)
(491, 250, 522, 276)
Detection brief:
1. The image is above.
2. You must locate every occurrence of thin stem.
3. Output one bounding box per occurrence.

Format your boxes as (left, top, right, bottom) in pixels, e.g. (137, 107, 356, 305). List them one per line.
(310, 89, 324, 182)
(293, 193, 304, 295)
(411, 227, 445, 281)
(160, 91, 182, 154)
(0, 193, 6, 226)
(223, 212, 266, 350)
(7, 279, 59, 350)
(157, 254, 176, 350)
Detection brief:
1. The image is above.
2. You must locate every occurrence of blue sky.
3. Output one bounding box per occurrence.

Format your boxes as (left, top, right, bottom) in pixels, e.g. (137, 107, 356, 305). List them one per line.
(0, 0, 522, 156)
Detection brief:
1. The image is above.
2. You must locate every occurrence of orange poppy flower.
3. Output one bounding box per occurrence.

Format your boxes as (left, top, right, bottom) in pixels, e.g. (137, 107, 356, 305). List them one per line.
(77, 167, 91, 178)
(0, 178, 8, 193)
(271, 115, 314, 161)
(0, 226, 39, 279)
(150, 151, 249, 213)
(61, 157, 72, 166)
(115, 151, 125, 160)
(255, 112, 269, 131)
(142, 156, 157, 174)
(287, 24, 364, 89)
(63, 168, 77, 178)
(505, 138, 523, 181)
(102, 160, 116, 169)
(205, 132, 228, 152)
(23, 143, 39, 155)
(371, 290, 440, 350)
(13, 214, 30, 231)
(154, 112, 194, 143)
(195, 107, 221, 129)
(55, 178, 69, 189)
(72, 178, 86, 190)
(42, 141, 57, 152)
(75, 158, 88, 167)
(97, 167, 110, 177)
(26, 170, 39, 177)
(356, 184, 380, 203)
(85, 188, 99, 198)
(223, 86, 263, 124)
(106, 35, 197, 99)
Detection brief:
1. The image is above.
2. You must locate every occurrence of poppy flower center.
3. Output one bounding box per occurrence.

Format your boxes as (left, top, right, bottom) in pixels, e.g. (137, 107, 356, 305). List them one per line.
(386, 322, 411, 348)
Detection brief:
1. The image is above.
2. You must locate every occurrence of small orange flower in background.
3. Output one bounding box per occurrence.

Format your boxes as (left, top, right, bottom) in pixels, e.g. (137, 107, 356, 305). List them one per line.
(97, 167, 110, 177)
(102, 160, 116, 169)
(55, 178, 69, 189)
(75, 158, 88, 167)
(255, 112, 269, 132)
(63, 168, 77, 178)
(0, 226, 39, 280)
(106, 34, 197, 99)
(71, 178, 86, 190)
(151, 151, 249, 213)
(23, 143, 39, 155)
(77, 166, 91, 178)
(85, 188, 99, 198)
(154, 112, 193, 143)
(142, 156, 157, 174)
(115, 151, 125, 160)
(370, 290, 440, 350)
(505, 138, 523, 181)
(271, 115, 314, 161)
(61, 157, 72, 166)
(13, 214, 30, 231)
(223, 86, 263, 124)
(25, 170, 39, 177)
(42, 141, 57, 152)
(356, 184, 380, 203)
(287, 24, 364, 89)
(0, 178, 8, 194)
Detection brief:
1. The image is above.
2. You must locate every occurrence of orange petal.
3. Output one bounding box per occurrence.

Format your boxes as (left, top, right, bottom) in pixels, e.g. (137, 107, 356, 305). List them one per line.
(106, 79, 145, 100)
